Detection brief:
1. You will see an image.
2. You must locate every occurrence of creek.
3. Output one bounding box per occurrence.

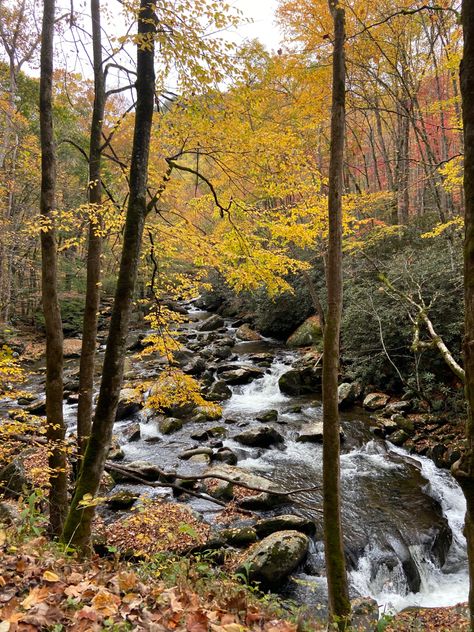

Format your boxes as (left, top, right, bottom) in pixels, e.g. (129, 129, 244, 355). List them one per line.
(11, 305, 469, 614)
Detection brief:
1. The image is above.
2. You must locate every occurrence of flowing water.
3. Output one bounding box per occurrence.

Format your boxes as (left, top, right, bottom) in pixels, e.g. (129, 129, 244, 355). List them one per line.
(9, 309, 468, 614)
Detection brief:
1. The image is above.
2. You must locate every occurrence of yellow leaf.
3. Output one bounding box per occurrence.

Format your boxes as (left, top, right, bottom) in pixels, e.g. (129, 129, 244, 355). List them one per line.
(0, 529, 6, 546)
(0, 621, 10, 632)
(43, 570, 60, 582)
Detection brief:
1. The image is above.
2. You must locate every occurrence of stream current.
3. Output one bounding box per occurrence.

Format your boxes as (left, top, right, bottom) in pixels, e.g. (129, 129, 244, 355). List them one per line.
(21, 307, 468, 614)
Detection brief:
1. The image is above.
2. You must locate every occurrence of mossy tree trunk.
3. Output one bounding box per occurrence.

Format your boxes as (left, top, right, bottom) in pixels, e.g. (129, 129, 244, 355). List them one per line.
(322, 2, 351, 629)
(77, 0, 106, 457)
(39, 0, 68, 536)
(61, 0, 156, 553)
(454, 4, 474, 629)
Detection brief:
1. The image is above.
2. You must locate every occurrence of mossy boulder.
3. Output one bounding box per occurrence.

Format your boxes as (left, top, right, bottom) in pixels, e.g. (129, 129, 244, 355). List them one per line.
(236, 530, 309, 588)
(159, 417, 184, 434)
(255, 515, 317, 538)
(286, 316, 323, 348)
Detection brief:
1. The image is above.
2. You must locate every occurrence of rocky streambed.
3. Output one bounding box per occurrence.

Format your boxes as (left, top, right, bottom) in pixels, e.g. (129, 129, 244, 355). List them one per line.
(0, 304, 469, 617)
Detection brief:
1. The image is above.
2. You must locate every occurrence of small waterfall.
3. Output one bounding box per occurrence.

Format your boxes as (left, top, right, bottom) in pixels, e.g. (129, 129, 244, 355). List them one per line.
(350, 445, 468, 612)
(224, 359, 292, 413)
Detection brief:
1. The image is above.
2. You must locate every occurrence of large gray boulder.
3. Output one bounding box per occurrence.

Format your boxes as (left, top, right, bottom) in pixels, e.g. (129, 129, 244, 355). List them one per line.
(255, 515, 317, 538)
(205, 380, 232, 401)
(197, 314, 224, 331)
(204, 464, 284, 508)
(363, 392, 390, 411)
(236, 324, 261, 341)
(236, 530, 309, 587)
(296, 421, 344, 443)
(116, 388, 142, 421)
(218, 365, 265, 385)
(286, 316, 323, 348)
(338, 382, 361, 408)
(235, 426, 284, 448)
(278, 367, 322, 396)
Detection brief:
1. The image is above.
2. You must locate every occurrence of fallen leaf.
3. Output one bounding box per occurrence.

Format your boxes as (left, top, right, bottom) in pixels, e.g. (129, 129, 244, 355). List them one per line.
(0, 621, 10, 632)
(0, 530, 6, 547)
(43, 570, 60, 582)
(90, 589, 120, 616)
(21, 586, 50, 610)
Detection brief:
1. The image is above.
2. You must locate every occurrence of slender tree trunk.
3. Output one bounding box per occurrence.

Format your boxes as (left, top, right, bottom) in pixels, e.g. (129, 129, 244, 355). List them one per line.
(77, 0, 106, 456)
(61, 0, 156, 553)
(396, 99, 410, 224)
(322, 2, 350, 629)
(454, 4, 474, 629)
(39, 0, 68, 537)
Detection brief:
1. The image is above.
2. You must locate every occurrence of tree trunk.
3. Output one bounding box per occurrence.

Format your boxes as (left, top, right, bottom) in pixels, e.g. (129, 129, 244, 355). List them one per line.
(61, 0, 156, 553)
(39, 0, 68, 537)
(322, 2, 350, 629)
(77, 0, 106, 456)
(454, 4, 474, 629)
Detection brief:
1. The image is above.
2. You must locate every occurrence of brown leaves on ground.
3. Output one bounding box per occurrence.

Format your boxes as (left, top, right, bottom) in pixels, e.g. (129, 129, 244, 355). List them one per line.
(384, 604, 470, 631)
(0, 524, 303, 632)
(103, 498, 211, 556)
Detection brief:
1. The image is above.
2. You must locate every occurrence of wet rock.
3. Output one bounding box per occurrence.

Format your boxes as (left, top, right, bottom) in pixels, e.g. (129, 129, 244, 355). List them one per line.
(127, 333, 148, 352)
(197, 314, 225, 331)
(338, 382, 361, 408)
(182, 356, 206, 375)
(116, 388, 142, 421)
(256, 409, 278, 423)
(235, 426, 284, 448)
(189, 454, 211, 464)
(393, 415, 415, 433)
(236, 324, 261, 342)
(363, 392, 390, 411)
(255, 515, 317, 538)
(202, 343, 233, 361)
(109, 460, 162, 484)
(123, 422, 141, 442)
(204, 380, 233, 402)
(204, 464, 284, 508)
(297, 421, 344, 443)
(389, 429, 409, 446)
(213, 447, 238, 465)
(179, 447, 214, 460)
(25, 399, 47, 416)
(236, 530, 309, 588)
(428, 442, 447, 468)
(278, 367, 321, 396)
(218, 366, 265, 385)
(381, 418, 398, 436)
(219, 526, 257, 546)
(286, 316, 323, 348)
(159, 417, 183, 435)
(17, 393, 37, 405)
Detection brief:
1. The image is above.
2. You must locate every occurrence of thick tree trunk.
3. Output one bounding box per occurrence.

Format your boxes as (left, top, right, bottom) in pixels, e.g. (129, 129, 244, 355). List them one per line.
(322, 2, 350, 629)
(77, 0, 106, 456)
(39, 0, 68, 536)
(61, 0, 156, 553)
(454, 4, 474, 630)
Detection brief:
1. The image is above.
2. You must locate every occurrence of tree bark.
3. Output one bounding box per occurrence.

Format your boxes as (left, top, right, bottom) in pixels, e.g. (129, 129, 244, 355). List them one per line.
(454, 4, 474, 630)
(322, 2, 350, 629)
(77, 0, 106, 457)
(39, 0, 68, 537)
(61, 0, 156, 553)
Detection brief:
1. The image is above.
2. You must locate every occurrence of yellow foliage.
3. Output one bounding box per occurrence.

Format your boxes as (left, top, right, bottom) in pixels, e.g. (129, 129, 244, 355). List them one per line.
(146, 368, 221, 417)
(0, 346, 25, 398)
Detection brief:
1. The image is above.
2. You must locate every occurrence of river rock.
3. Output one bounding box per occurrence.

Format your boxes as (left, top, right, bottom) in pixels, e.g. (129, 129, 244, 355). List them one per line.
(363, 392, 390, 411)
(296, 421, 344, 443)
(204, 464, 284, 508)
(278, 367, 322, 396)
(123, 422, 141, 442)
(286, 316, 323, 348)
(389, 429, 409, 446)
(0, 501, 21, 524)
(338, 382, 361, 408)
(236, 324, 261, 341)
(182, 356, 206, 375)
(197, 314, 225, 331)
(256, 409, 278, 422)
(202, 343, 233, 361)
(218, 366, 265, 385)
(116, 388, 142, 421)
(255, 515, 317, 538)
(219, 526, 257, 546)
(109, 461, 163, 484)
(159, 417, 183, 434)
(393, 415, 415, 433)
(234, 426, 284, 447)
(350, 597, 379, 632)
(213, 447, 238, 465)
(205, 380, 232, 401)
(179, 447, 214, 460)
(25, 398, 47, 416)
(385, 400, 411, 414)
(236, 530, 309, 588)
